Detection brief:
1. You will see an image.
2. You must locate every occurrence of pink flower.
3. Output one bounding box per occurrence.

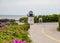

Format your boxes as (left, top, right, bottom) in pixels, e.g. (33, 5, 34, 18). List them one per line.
(0, 27, 3, 30)
(22, 41, 26, 43)
(13, 40, 16, 43)
(13, 40, 17, 43)
(18, 40, 22, 43)
(13, 40, 26, 43)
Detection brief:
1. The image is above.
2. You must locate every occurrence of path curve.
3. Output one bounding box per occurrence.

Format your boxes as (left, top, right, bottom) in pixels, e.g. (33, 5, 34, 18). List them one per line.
(42, 28, 60, 43)
(29, 23, 59, 43)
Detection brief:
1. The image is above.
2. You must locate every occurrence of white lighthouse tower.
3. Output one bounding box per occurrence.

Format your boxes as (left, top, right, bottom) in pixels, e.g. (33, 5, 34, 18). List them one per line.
(27, 11, 34, 24)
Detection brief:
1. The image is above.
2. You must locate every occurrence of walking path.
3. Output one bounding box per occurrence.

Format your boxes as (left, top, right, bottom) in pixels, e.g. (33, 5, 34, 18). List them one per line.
(29, 23, 60, 43)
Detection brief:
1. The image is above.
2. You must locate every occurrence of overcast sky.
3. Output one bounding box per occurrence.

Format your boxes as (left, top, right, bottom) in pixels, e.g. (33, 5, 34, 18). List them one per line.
(0, 0, 60, 15)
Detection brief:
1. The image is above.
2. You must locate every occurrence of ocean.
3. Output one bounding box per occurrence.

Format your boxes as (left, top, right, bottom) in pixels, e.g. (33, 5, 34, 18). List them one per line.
(0, 15, 27, 20)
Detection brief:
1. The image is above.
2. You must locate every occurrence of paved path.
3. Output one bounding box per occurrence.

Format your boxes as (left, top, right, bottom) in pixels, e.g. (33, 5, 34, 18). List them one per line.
(29, 23, 60, 43)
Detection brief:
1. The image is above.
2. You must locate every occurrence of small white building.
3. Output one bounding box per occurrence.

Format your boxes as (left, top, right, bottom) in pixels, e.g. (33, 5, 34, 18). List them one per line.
(27, 11, 34, 24)
(39, 18, 43, 23)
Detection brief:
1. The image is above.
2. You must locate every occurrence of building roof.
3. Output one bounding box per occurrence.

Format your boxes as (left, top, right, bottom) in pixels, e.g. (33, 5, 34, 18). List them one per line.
(28, 11, 34, 17)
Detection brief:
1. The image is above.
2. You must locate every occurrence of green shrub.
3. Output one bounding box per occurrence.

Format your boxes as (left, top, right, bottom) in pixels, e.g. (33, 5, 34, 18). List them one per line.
(34, 16, 39, 23)
(20, 23, 30, 31)
(41, 14, 58, 22)
(57, 28, 60, 31)
(10, 19, 16, 23)
(59, 19, 60, 27)
(57, 18, 60, 31)
(19, 17, 28, 23)
(19, 14, 59, 23)
(23, 23, 30, 31)
(0, 23, 31, 43)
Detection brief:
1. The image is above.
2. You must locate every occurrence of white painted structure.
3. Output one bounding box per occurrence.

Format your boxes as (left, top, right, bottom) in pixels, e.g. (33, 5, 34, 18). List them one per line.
(28, 11, 34, 24)
(39, 18, 43, 23)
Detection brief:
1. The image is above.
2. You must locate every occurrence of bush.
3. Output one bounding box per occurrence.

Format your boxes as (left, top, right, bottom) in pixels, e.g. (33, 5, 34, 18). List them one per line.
(19, 14, 59, 23)
(19, 17, 28, 23)
(57, 18, 60, 31)
(57, 28, 60, 31)
(0, 23, 31, 43)
(10, 19, 16, 23)
(34, 16, 39, 23)
(23, 23, 30, 31)
(41, 14, 58, 22)
(19, 23, 30, 31)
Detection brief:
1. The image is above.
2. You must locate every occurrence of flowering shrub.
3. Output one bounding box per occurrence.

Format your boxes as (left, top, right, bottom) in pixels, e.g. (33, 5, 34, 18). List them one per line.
(0, 27, 3, 30)
(13, 40, 26, 43)
(0, 23, 31, 43)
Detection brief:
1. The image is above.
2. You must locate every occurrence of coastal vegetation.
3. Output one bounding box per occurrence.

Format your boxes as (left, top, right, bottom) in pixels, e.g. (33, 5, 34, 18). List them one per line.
(19, 14, 60, 32)
(57, 17, 60, 31)
(10, 19, 16, 23)
(19, 14, 59, 23)
(0, 14, 60, 43)
(0, 23, 31, 43)
(19, 17, 28, 23)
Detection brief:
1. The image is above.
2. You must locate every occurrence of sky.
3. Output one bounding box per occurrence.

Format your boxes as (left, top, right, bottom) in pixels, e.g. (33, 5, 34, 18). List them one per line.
(0, 0, 60, 15)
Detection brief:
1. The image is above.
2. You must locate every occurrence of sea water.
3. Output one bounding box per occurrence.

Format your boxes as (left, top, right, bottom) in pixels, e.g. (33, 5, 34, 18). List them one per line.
(0, 15, 27, 20)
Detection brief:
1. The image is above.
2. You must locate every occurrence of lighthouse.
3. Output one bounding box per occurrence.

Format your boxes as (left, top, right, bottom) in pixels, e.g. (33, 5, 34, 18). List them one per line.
(27, 11, 34, 24)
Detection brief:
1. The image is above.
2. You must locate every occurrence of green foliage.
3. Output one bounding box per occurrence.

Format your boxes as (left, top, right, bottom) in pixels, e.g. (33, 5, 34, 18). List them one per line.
(57, 18, 60, 31)
(41, 14, 58, 22)
(59, 20, 60, 27)
(19, 14, 59, 23)
(34, 16, 39, 23)
(57, 28, 60, 31)
(35, 14, 59, 23)
(10, 19, 16, 23)
(42, 15, 48, 22)
(0, 23, 31, 43)
(19, 17, 28, 23)
(23, 23, 30, 31)
(19, 23, 30, 31)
